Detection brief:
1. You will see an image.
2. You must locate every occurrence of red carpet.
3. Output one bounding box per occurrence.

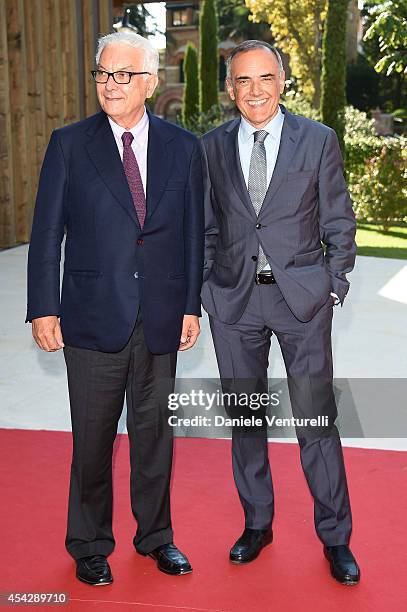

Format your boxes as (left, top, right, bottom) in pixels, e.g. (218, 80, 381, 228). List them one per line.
(1, 429, 406, 611)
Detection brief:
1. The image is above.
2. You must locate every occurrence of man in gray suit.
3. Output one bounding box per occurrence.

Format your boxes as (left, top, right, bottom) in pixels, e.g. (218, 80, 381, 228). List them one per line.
(201, 40, 360, 585)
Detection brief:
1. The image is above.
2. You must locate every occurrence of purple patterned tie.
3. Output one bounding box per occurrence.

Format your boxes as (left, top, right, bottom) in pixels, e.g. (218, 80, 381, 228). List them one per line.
(122, 132, 146, 228)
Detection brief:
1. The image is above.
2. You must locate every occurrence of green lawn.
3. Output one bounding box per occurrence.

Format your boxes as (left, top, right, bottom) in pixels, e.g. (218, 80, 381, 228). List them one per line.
(356, 223, 407, 260)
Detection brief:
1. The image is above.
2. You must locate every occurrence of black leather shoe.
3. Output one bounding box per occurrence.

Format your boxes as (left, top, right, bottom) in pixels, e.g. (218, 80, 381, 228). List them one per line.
(324, 545, 360, 585)
(76, 555, 113, 586)
(148, 543, 192, 575)
(230, 527, 273, 564)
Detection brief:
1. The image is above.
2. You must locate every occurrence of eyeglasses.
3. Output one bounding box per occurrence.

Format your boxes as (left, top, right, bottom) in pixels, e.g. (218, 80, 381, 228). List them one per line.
(91, 70, 151, 84)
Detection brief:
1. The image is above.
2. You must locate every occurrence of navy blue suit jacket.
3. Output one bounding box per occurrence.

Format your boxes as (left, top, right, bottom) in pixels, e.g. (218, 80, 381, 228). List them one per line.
(26, 110, 204, 354)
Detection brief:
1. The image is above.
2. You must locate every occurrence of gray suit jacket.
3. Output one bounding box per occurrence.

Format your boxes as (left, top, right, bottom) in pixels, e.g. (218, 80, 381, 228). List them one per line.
(200, 105, 356, 324)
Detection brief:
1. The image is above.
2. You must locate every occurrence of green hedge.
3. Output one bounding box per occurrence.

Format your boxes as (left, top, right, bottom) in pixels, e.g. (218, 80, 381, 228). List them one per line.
(344, 107, 407, 230)
(179, 105, 224, 136)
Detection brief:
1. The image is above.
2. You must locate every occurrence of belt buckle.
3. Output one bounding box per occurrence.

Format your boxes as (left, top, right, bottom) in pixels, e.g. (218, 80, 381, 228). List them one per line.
(255, 272, 275, 285)
(255, 272, 268, 284)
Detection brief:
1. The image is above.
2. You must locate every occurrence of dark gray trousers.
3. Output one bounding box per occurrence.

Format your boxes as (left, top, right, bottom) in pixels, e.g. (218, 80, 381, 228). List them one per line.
(63, 314, 176, 559)
(209, 283, 352, 546)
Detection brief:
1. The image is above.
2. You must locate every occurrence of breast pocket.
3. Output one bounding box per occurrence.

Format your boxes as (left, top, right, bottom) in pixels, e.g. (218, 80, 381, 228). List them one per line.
(286, 170, 315, 182)
(294, 247, 324, 267)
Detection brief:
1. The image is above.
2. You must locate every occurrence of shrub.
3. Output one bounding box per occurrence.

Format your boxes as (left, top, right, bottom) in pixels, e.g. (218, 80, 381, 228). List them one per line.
(345, 107, 407, 230)
(180, 104, 230, 136)
(283, 91, 320, 121)
(348, 137, 407, 230)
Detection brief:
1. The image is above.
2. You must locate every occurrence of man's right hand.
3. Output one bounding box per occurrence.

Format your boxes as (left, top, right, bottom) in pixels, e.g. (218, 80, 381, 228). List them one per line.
(32, 316, 65, 352)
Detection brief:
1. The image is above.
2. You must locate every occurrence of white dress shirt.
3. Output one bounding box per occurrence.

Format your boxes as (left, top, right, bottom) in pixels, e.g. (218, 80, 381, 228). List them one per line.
(108, 108, 149, 195)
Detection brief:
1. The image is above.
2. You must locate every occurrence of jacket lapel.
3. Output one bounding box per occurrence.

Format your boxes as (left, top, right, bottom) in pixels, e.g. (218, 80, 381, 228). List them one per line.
(223, 119, 257, 220)
(145, 111, 174, 222)
(85, 112, 140, 228)
(260, 106, 300, 211)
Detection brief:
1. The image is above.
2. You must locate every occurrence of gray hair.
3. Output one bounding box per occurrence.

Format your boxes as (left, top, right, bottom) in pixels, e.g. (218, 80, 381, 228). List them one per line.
(226, 40, 284, 80)
(95, 32, 159, 74)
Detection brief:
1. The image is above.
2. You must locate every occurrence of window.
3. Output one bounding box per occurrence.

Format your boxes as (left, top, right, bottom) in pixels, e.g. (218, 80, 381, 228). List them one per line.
(172, 9, 188, 27)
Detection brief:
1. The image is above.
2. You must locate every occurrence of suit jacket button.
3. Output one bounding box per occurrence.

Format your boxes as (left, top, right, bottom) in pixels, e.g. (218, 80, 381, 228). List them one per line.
(137, 239, 144, 246)
(256, 223, 262, 229)
(251, 255, 258, 261)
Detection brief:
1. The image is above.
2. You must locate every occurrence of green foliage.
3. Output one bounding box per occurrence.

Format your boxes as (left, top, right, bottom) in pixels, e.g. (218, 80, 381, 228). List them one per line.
(364, 0, 407, 77)
(361, 1, 407, 112)
(182, 43, 199, 129)
(320, 0, 347, 154)
(346, 53, 382, 112)
(348, 136, 407, 231)
(218, 0, 270, 41)
(283, 91, 320, 121)
(199, 0, 219, 113)
(180, 105, 228, 137)
(345, 105, 377, 139)
(345, 107, 407, 231)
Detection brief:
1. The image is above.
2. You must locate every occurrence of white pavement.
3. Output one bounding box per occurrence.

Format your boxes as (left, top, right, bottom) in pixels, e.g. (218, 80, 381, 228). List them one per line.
(1, 244, 406, 449)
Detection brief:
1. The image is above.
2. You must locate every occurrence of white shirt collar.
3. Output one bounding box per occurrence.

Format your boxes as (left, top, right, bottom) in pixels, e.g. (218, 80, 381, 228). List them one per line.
(107, 107, 149, 142)
(239, 106, 284, 143)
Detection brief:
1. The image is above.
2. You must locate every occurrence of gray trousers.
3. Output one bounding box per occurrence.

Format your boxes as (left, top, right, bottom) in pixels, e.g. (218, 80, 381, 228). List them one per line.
(63, 314, 176, 559)
(209, 283, 352, 546)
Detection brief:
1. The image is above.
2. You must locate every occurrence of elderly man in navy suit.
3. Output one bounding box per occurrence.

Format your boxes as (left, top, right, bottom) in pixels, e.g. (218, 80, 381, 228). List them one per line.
(201, 40, 360, 585)
(27, 32, 203, 585)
